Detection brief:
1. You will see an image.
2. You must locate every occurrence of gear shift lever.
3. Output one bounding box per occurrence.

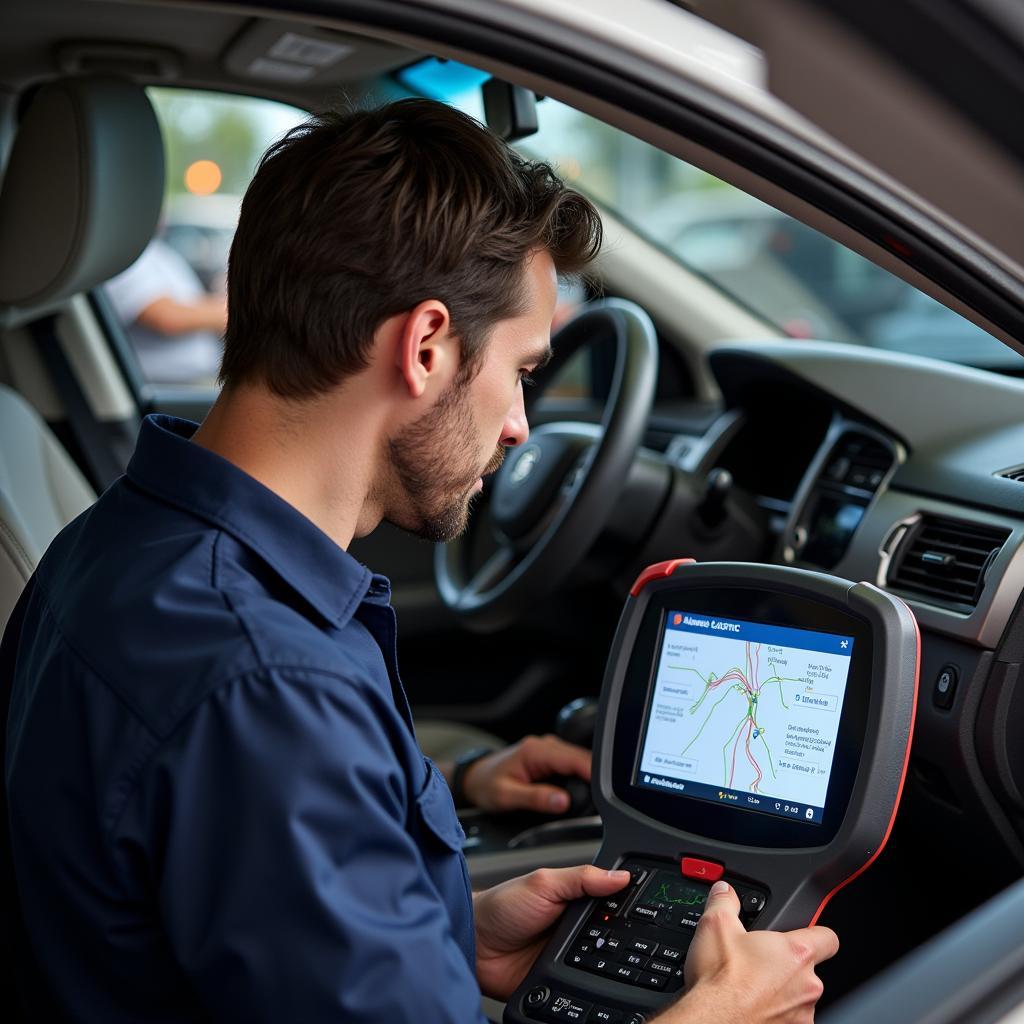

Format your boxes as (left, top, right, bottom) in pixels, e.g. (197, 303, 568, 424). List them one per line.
(555, 696, 599, 748)
(550, 697, 599, 817)
(696, 467, 732, 530)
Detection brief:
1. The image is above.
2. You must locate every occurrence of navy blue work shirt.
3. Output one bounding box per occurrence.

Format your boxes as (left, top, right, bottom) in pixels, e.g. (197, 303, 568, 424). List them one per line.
(2, 415, 487, 1022)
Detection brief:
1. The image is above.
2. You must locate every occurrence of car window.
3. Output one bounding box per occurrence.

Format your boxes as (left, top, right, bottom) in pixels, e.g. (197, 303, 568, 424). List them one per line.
(103, 88, 306, 390)
(398, 58, 1022, 375)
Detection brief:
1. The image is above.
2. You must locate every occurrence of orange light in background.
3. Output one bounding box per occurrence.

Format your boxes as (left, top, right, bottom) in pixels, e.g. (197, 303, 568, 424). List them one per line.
(184, 160, 222, 196)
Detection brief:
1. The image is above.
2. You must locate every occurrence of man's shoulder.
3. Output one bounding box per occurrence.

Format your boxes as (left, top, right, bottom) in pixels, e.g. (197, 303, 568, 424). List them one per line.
(29, 478, 371, 738)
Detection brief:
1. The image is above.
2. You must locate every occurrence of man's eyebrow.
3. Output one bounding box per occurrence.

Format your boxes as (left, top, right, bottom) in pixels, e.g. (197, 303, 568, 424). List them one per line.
(529, 345, 554, 370)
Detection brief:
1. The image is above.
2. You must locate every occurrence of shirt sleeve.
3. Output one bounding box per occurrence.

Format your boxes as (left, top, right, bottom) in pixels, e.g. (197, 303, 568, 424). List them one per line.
(124, 667, 488, 1024)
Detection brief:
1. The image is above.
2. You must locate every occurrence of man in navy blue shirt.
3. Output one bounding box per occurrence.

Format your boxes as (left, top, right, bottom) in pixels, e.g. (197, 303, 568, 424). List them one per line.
(3, 99, 837, 1022)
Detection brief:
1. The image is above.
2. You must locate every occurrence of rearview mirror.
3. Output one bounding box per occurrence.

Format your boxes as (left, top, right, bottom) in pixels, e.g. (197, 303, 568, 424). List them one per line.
(482, 78, 539, 141)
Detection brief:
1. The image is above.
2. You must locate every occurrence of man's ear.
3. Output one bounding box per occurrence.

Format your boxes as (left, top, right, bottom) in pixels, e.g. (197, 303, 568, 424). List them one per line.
(396, 300, 457, 398)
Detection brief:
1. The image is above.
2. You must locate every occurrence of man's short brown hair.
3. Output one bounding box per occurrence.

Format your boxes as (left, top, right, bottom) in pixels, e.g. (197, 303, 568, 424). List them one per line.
(221, 98, 602, 398)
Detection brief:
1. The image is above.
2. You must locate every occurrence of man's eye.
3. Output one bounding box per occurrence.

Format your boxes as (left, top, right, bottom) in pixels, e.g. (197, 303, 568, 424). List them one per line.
(519, 370, 536, 387)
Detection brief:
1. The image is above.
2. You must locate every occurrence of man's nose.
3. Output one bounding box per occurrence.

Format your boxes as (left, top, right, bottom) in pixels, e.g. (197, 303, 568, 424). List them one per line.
(500, 387, 529, 447)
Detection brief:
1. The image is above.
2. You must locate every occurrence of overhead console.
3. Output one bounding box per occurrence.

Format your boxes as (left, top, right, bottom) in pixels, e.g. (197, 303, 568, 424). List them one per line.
(505, 560, 918, 1024)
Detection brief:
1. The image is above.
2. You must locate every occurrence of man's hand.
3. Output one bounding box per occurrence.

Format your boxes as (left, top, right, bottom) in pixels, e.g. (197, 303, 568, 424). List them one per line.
(655, 881, 839, 1024)
(474, 865, 631, 1000)
(461, 734, 590, 814)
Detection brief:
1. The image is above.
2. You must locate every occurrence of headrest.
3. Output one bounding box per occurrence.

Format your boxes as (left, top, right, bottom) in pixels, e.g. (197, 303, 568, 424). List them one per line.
(0, 76, 164, 314)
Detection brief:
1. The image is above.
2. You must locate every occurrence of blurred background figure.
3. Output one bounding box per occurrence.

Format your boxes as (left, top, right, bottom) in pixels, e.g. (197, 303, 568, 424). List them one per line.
(105, 235, 226, 385)
(102, 87, 302, 386)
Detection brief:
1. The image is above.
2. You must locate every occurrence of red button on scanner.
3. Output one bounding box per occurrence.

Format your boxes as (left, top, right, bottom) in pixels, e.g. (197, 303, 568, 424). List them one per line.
(681, 857, 724, 883)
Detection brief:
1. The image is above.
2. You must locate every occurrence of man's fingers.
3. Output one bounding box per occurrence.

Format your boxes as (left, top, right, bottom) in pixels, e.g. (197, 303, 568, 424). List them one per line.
(700, 879, 742, 919)
(581, 865, 633, 896)
(531, 865, 632, 904)
(521, 735, 592, 781)
(502, 780, 574, 814)
(787, 925, 840, 965)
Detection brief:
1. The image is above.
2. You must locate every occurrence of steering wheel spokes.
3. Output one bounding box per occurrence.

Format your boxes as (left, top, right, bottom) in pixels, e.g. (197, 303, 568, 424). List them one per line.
(435, 298, 658, 630)
(491, 422, 601, 543)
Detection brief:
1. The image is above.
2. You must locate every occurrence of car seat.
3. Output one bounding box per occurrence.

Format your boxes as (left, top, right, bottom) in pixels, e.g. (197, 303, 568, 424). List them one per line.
(0, 75, 163, 633)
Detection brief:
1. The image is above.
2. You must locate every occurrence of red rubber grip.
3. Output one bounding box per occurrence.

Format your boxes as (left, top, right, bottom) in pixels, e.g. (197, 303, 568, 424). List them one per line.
(629, 558, 696, 597)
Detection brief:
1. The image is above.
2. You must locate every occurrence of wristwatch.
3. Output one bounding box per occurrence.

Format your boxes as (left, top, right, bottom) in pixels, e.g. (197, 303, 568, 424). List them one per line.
(450, 746, 494, 808)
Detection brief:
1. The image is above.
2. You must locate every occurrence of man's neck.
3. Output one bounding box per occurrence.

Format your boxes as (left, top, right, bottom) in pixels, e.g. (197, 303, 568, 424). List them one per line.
(191, 383, 381, 550)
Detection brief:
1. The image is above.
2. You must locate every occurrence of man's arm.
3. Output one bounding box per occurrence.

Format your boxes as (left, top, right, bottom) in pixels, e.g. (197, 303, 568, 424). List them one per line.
(135, 294, 227, 336)
(122, 667, 488, 1024)
(104, 239, 226, 338)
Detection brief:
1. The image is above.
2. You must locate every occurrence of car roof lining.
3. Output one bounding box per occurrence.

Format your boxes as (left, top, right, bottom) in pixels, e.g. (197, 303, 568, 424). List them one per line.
(0, 0, 421, 102)
(0, 0, 1020, 367)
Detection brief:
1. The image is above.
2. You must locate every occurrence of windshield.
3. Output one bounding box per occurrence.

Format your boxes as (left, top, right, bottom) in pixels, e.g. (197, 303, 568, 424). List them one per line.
(397, 58, 1020, 374)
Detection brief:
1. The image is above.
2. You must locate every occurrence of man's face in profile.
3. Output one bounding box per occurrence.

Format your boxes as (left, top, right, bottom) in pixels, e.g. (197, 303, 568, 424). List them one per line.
(387, 250, 558, 542)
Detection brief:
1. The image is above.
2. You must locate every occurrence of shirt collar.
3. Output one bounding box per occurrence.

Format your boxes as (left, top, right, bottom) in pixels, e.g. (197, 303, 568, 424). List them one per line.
(126, 414, 385, 627)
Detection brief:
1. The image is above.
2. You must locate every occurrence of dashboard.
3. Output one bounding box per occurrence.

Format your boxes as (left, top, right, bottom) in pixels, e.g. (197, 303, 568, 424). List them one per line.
(676, 341, 1024, 650)
(652, 339, 1024, 905)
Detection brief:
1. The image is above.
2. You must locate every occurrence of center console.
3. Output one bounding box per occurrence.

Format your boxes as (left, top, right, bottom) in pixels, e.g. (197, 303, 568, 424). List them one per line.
(504, 560, 919, 1024)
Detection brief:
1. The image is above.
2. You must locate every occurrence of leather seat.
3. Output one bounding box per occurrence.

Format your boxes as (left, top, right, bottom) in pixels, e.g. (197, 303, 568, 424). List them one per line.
(0, 76, 165, 1023)
(0, 386, 95, 629)
(0, 76, 163, 634)
(0, 76, 162, 635)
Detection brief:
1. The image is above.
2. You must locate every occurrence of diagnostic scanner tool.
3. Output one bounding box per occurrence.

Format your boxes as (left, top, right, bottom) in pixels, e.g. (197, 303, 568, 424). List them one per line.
(505, 561, 919, 1024)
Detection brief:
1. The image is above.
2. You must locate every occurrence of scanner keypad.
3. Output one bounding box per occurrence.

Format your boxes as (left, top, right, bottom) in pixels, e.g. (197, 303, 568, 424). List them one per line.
(561, 858, 767, 996)
(523, 858, 767, 1022)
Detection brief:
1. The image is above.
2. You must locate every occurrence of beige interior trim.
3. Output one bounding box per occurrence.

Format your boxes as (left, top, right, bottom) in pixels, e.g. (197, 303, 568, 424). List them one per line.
(57, 294, 136, 421)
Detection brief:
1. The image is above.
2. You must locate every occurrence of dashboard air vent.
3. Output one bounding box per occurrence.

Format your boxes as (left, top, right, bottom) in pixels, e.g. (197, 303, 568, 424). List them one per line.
(888, 516, 1010, 609)
(998, 465, 1024, 483)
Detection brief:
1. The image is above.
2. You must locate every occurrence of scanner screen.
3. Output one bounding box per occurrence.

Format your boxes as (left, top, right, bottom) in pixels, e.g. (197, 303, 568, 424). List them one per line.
(635, 611, 854, 825)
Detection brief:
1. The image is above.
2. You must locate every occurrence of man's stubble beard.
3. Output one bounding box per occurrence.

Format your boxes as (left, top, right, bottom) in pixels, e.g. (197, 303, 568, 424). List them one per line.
(385, 377, 505, 543)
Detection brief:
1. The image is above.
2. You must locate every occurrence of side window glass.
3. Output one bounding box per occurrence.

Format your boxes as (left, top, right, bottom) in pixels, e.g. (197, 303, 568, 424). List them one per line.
(543, 279, 590, 399)
(103, 88, 305, 389)
(398, 57, 1016, 374)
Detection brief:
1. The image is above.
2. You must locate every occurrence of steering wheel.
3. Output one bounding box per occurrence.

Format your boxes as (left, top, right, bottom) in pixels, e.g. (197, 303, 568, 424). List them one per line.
(434, 298, 658, 630)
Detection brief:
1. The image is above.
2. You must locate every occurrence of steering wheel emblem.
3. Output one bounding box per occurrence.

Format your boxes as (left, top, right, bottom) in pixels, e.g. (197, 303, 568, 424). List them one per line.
(510, 445, 541, 485)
